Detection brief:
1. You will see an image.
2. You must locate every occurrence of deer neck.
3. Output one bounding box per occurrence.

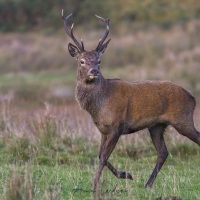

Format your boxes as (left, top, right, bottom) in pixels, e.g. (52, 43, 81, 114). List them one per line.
(75, 73, 107, 116)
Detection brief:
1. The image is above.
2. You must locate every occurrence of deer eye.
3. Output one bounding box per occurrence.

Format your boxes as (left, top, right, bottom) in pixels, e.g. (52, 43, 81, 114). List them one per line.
(80, 59, 85, 65)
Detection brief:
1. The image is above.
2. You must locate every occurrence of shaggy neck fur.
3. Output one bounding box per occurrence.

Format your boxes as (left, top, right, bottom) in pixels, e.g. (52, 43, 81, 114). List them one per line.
(75, 73, 107, 117)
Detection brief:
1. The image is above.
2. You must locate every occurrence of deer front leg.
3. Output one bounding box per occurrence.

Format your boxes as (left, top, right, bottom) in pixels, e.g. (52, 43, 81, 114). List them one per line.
(106, 161, 133, 180)
(98, 135, 133, 181)
(93, 132, 120, 193)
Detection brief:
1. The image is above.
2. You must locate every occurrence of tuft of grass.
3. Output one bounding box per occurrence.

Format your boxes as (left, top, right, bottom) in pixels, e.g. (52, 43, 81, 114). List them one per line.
(0, 104, 99, 167)
(3, 137, 35, 164)
(170, 143, 200, 157)
(4, 167, 34, 200)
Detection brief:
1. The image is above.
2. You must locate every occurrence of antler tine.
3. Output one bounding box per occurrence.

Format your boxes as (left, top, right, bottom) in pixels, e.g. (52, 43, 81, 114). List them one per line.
(95, 15, 110, 51)
(81, 39, 85, 51)
(62, 10, 84, 52)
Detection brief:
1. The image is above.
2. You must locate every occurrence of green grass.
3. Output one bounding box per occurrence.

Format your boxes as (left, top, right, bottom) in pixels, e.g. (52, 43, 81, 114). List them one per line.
(0, 70, 75, 88)
(0, 70, 76, 108)
(0, 131, 199, 200)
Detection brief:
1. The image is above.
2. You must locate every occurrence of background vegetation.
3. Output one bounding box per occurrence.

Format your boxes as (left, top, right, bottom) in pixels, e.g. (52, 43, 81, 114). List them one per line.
(0, 0, 200, 199)
(1, 0, 200, 31)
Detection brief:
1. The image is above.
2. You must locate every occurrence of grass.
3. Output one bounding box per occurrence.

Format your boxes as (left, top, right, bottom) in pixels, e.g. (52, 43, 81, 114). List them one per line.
(0, 102, 199, 200)
(0, 70, 76, 108)
(0, 137, 199, 199)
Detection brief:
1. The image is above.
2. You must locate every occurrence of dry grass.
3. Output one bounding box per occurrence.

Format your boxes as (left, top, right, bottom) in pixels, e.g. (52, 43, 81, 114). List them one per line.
(1, 19, 200, 106)
(0, 95, 199, 150)
(1, 19, 200, 79)
(4, 166, 33, 200)
(0, 100, 99, 140)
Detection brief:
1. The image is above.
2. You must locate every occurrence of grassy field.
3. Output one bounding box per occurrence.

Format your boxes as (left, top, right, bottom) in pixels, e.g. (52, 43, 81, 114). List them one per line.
(1, 19, 200, 101)
(0, 102, 199, 200)
(0, 18, 200, 200)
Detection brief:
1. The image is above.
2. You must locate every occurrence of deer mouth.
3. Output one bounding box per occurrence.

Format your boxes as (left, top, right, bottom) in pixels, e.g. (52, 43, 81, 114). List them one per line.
(87, 68, 99, 81)
(86, 74, 99, 83)
(89, 74, 98, 80)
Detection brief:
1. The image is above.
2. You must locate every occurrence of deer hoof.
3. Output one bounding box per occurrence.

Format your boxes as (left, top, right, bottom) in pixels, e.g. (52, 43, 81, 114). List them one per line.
(118, 171, 133, 180)
(145, 182, 153, 188)
(126, 172, 133, 180)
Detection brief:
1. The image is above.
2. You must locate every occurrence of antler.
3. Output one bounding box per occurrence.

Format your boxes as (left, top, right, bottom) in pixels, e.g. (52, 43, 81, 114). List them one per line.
(95, 15, 110, 51)
(62, 10, 84, 52)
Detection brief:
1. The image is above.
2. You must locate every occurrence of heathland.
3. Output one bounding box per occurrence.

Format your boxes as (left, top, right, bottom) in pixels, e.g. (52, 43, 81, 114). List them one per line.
(0, 1, 200, 199)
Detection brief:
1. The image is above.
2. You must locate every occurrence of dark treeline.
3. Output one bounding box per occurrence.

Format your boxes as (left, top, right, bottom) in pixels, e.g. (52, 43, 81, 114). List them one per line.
(0, 0, 200, 32)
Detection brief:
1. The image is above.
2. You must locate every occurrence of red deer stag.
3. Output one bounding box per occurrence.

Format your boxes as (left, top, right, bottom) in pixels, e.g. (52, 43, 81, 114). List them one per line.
(62, 11, 200, 191)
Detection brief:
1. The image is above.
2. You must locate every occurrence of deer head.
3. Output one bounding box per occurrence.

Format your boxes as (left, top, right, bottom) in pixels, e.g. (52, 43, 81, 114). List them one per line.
(62, 10, 111, 83)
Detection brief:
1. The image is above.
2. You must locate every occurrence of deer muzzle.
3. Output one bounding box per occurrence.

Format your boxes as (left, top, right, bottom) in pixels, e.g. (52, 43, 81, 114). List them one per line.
(87, 68, 99, 80)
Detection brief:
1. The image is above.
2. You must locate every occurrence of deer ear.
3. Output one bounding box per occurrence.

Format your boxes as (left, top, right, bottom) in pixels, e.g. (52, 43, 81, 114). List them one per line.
(97, 39, 111, 57)
(68, 43, 80, 57)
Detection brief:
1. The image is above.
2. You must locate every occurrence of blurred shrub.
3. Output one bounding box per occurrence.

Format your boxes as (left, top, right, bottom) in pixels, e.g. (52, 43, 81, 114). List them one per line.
(1, 0, 200, 32)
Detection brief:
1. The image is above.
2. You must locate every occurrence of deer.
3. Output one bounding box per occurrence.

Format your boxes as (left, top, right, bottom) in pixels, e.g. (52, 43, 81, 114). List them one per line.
(62, 10, 200, 193)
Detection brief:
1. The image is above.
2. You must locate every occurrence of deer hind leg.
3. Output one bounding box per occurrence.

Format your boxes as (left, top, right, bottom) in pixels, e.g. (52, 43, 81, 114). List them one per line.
(145, 123, 168, 188)
(172, 120, 200, 146)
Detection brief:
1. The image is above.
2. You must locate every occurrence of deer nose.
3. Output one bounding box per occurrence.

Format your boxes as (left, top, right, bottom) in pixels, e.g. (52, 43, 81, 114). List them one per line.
(88, 68, 99, 76)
